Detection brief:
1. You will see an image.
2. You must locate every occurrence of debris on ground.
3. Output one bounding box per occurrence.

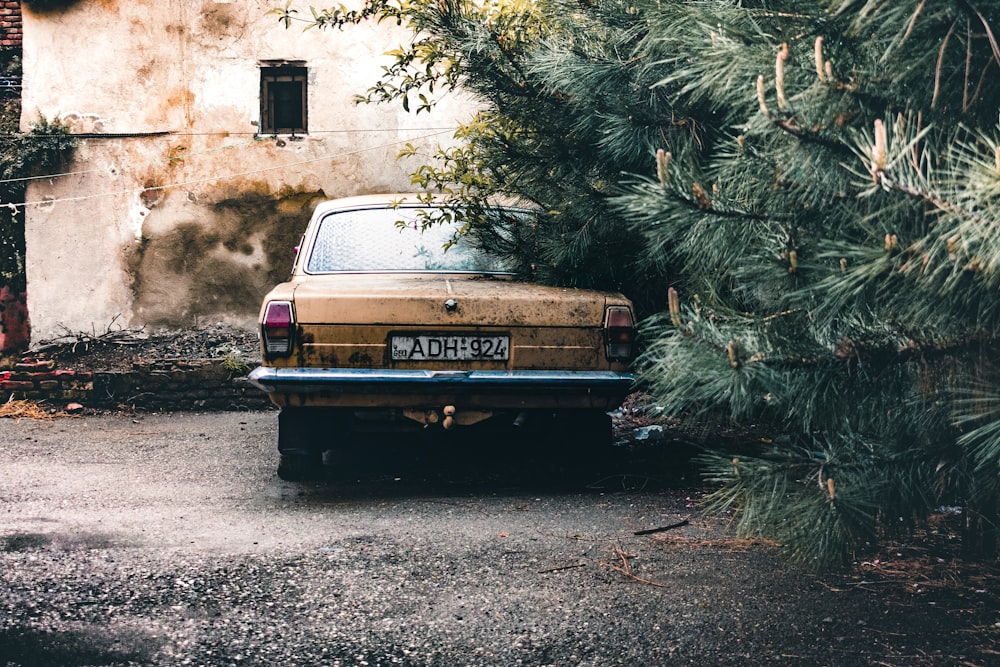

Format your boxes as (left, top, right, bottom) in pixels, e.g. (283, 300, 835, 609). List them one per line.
(0, 398, 54, 420)
(0, 324, 267, 416)
(14, 323, 260, 373)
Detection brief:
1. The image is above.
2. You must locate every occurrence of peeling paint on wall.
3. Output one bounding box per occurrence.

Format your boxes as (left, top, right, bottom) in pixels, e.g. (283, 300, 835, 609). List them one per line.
(57, 112, 107, 134)
(199, 0, 239, 36)
(124, 185, 325, 326)
(21, 0, 477, 340)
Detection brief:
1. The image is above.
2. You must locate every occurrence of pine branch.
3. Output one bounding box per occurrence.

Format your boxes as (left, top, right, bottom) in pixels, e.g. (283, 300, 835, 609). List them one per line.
(763, 110, 856, 158)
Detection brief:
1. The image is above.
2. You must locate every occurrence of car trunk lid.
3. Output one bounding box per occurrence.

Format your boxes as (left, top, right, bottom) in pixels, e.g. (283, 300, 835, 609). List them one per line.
(290, 274, 611, 326)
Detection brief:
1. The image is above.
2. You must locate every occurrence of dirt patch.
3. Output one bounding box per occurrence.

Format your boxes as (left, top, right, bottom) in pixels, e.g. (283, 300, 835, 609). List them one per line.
(22, 322, 260, 373)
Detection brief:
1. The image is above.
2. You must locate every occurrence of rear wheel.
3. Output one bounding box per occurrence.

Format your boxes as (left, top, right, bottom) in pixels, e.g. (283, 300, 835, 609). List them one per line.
(555, 410, 613, 453)
(276, 408, 327, 481)
(548, 410, 615, 477)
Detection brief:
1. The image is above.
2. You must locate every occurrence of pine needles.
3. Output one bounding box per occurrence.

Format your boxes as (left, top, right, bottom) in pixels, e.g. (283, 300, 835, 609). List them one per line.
(306, 0, 1000, 567)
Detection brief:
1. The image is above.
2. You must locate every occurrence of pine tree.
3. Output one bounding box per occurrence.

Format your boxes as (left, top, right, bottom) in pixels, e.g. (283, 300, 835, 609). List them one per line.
(284, 0, 1000, 568)
(611, 0, 1000, 568)
(273, 0, 687, 307)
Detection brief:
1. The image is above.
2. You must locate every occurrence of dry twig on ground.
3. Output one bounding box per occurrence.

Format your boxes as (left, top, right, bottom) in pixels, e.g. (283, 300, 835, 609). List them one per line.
(599, 542, 665, 587)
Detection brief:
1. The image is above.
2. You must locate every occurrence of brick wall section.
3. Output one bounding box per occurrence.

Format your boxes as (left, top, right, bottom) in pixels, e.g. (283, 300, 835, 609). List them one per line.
(0, 358, 273, 411)
(0, 2, 21, 49)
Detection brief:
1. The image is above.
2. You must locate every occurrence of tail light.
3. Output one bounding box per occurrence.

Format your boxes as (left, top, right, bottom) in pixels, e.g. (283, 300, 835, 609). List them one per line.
(604, 306, 635, 361)
(262, 300, 295, 357)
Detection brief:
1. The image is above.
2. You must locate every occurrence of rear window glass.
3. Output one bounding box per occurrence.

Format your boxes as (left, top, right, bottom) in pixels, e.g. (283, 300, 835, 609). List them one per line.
(305, 206, 513, 273)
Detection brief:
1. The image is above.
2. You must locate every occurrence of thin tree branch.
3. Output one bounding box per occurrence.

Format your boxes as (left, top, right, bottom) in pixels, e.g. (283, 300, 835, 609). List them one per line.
(933, 21, 957, 108)
(960, 0, 1000, 64)
(963, 19, 973, 113)
(599, 544, 666, 587)
(770, 117, 855, 157)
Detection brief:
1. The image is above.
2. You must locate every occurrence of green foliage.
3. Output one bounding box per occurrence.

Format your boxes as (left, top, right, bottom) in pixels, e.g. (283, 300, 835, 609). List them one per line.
(276, 0, 675, 305)
(284, 0, 1000, 567)
(0, 113, 77, 182)
(616, 0, 1000, 566)
(0, 94, 77, 289)
(216, 348, 251, 378)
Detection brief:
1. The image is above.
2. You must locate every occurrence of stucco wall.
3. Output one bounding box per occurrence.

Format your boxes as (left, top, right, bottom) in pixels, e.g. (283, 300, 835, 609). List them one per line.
(21, 0, 473, 341)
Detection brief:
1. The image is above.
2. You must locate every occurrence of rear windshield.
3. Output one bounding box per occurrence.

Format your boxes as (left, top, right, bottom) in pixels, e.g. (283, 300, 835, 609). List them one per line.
(305, 206, 514, 273)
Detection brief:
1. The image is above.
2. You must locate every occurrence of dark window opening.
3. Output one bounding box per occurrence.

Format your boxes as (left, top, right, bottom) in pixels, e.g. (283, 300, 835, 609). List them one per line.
(259, 62, 307, 134)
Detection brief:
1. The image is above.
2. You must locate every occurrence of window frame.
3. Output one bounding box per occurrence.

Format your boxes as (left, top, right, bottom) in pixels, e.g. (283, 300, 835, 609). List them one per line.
(258, 60, 308, 135)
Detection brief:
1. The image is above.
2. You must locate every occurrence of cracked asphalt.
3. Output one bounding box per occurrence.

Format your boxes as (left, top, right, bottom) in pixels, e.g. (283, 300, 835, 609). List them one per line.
(0, 412, 992, 666)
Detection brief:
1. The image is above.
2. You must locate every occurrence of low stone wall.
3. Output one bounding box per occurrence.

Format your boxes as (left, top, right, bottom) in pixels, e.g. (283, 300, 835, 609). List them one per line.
(0, 358, 273, 412)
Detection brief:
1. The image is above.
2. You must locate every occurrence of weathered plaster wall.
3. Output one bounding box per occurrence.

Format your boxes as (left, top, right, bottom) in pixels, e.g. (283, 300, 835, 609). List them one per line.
(21, 0, 474, 340)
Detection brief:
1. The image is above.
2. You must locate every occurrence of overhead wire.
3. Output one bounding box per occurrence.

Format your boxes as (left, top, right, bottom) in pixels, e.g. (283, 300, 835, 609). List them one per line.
(0, 127, 461, 139)
(0, 126, 463, 185)
(0, 137, 265, 185)
(5, 128, 457, 209)
(0, 167, 109, 184)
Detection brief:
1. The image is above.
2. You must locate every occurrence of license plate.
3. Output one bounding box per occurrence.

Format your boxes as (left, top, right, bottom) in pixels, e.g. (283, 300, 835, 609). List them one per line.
(391, 334, 509, 361)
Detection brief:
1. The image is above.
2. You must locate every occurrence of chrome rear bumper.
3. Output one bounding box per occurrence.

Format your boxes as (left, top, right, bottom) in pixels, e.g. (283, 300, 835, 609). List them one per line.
(248, 366, 634, 410)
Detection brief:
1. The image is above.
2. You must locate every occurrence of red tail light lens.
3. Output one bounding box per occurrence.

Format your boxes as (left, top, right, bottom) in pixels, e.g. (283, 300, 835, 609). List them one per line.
(262, 300, 295, 356)
(604, 306, 635, 361)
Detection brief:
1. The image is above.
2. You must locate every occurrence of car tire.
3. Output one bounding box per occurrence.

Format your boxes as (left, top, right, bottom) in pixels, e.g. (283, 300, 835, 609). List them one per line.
(276, 408, 325, 481)
(560, 410, 612, 453)
(547, 410, 615, 480)
(277, 449, 323, 481)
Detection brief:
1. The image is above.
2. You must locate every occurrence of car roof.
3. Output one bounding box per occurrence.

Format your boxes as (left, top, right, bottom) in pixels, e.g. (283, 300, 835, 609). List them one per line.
(310, 193, 532, 217)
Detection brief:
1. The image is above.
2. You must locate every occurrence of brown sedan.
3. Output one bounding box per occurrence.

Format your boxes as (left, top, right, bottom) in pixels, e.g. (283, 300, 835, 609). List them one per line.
(249, 194, 635, 479)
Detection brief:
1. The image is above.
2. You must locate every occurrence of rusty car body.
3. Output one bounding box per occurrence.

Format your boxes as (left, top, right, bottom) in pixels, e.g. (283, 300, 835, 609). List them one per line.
(249, 194, 636, 479)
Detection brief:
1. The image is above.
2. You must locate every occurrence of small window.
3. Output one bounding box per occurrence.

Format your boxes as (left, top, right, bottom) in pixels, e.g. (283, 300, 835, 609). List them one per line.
(259, 61, 307, 134)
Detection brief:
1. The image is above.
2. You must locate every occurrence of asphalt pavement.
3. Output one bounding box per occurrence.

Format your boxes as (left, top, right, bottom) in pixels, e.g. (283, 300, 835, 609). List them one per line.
(0, 412, 973, 666)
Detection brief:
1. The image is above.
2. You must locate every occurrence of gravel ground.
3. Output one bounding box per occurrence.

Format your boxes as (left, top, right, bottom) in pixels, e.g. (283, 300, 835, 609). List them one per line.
(1, 412, 998, 666)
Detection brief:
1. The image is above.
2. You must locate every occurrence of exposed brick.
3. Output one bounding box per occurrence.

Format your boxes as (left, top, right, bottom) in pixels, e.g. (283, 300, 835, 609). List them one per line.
(15, 360, 55, 372)
(57, 390, 88, 401)
(1, 358, 270, 412)
(0, 0, 19, 49)
(61, 381, 94, 391)
(0, 380, 34, 391)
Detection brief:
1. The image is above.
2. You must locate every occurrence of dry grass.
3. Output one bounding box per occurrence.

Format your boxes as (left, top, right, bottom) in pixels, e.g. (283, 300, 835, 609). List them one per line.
(0, 398, 54, 420)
